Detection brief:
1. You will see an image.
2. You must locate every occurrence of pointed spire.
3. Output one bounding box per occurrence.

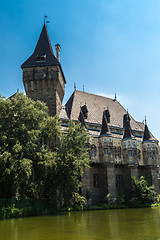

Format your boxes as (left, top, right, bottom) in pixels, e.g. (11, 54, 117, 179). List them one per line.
(100, 110, 111, 135)
(123, 113, 134, 139)
(74, 82, 76, 91)
(21, 24, 59, 68)
(34, 23, 54, 55)
(78, 108, 86, 127)
(143, 117, 152, 141)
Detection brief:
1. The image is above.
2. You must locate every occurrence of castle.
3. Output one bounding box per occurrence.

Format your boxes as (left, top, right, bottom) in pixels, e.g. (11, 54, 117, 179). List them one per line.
(21, 23, 159, 203)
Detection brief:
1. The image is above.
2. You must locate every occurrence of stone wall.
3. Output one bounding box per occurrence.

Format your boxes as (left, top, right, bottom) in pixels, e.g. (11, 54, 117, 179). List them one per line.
(23, 66, 65, 116)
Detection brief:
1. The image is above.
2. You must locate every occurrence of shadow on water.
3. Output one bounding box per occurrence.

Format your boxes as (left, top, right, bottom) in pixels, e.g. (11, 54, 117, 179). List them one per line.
(0, 208, 160, 240)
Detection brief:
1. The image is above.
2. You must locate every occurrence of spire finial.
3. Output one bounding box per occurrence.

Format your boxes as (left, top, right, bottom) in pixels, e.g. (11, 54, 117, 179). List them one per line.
(83, 85, 84, 92)
(74, 82, 76, 91)
(115, 93, 117, 100)
(126, 110, 129, 121)
(44, 16, 50, 25)
(145, 116, 147, 125)
(44, 15, 47, 24)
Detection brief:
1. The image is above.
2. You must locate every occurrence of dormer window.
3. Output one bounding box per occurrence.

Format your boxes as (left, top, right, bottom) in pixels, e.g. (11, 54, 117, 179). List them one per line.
(36, 54, 46, 62)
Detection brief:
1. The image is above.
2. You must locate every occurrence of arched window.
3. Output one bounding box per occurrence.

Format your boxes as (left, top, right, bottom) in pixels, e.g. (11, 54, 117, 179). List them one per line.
(104, 147, 108, 155)
(118, 147, 121, 158)
(114, 147, 117, 158)
(133, 149, 137, 157)
(148, 152, 152, 159)
(90, 144, 97, 158)
(137, 149, 141, 160)
(128, 150, 132, 157)
(152, 151, 156, 159)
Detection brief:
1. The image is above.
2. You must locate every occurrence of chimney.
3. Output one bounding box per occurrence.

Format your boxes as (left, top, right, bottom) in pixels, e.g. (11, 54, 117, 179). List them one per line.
(55, 44, 61, 62)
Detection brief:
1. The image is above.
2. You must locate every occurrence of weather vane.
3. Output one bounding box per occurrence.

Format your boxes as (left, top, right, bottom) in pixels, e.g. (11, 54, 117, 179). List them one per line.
(44, 15, 50, 24)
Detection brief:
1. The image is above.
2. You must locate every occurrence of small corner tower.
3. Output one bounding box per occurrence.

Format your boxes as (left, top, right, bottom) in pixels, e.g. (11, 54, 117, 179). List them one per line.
(142, 118, 158, 166)
(122, 113, 138, 166)
(21, 23, 66, 116)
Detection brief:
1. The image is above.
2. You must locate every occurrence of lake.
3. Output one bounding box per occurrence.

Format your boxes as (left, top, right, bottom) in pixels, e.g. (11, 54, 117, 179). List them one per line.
(0, 208, 160, 240)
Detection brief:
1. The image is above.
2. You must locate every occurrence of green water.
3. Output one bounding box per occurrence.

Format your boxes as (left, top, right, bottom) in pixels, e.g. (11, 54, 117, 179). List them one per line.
(1, 208, 160, 240)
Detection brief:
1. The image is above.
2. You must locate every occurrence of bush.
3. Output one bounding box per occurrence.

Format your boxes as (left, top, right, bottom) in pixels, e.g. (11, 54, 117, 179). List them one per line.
(131, 176, 156, 205)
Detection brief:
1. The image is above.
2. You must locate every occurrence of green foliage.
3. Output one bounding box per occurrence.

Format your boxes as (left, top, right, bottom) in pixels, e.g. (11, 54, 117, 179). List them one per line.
(131, 176, 156, 205)
(55, 121, 90, 207)
(0, 93, 89, 207)
(1, 204, 23, 218)
(105, 193, 111, 204)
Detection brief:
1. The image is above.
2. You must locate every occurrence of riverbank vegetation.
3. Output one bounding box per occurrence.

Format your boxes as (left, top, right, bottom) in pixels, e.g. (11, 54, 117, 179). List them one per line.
(0, 176, 159, 219)
(0, 93, 89, 219)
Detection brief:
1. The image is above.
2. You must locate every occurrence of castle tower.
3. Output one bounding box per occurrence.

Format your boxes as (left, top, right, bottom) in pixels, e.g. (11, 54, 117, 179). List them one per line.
(142, 118, 159, 191)
(99, 110, 117, 198)
(142, 118, 158, 166)
(21, 23, 66, 116)
(99, 110, 113, 163)
(122, 113, 138, 166)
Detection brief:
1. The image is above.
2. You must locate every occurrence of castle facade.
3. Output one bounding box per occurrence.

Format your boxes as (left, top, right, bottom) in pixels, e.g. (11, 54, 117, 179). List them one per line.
(21, 24, 159, 203)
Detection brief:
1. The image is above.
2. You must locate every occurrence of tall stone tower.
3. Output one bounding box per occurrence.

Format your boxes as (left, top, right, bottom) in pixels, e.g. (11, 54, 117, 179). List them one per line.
(21, 23, 66, 116)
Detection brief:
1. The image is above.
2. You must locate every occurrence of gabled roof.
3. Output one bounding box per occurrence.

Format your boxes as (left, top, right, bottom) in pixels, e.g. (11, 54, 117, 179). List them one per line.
(65, 90, 144, 131)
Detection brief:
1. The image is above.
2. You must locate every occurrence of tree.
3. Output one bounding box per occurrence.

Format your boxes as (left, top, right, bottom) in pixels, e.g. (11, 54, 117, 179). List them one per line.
(55, 121, 90, 207)
(0, 93, 90, 207)
(131, 176, 156, 205)
(0, 93, 60, 199)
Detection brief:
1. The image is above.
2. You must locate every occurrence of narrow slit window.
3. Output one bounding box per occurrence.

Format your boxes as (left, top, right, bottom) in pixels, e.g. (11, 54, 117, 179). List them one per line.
(31, 81, 34, 91)
(25, 82, 28, 91)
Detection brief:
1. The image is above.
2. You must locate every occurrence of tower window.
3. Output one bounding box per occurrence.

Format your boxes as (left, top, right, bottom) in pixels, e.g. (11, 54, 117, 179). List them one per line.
(25, 82, 28, 91)
(137, 149, 141, 160)
(90, 145, 97, 158)
(104, 148, 108, 155)
(152, 151, 156, 159)
(128, 150, 132, 157)
(31, 81, 34, 91)
(133, 150, 137, 157)
(36, 55, 46, 62)
(110, 148, 113, 155)
(118, 147, 121, 158)
(116, 175, 123, 188)
(93, 174, 99, 187)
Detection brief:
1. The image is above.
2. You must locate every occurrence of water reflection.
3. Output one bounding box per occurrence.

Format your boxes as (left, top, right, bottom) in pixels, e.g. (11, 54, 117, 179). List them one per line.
(0, 208, 160, 240)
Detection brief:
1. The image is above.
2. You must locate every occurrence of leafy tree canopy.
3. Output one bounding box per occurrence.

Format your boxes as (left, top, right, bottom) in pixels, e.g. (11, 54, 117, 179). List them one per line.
(0, 93, 89, 206)
(131, 176, 156, 205)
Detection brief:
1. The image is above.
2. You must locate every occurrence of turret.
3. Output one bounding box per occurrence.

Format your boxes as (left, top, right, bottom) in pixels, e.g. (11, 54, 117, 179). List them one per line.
(142, 118, 158, 166)
(122, 113, 138, 165)
(78, 107, 86, 127)
(99, 110, 114, 163)
(21, 24, 66, 116)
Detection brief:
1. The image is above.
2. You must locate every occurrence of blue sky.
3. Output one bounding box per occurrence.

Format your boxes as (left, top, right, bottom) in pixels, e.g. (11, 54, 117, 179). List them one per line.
(1, 0, 160, 140)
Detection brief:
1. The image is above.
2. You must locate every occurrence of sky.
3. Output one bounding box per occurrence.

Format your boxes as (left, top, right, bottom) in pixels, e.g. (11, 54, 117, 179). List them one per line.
(0, 0, 160, 140)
